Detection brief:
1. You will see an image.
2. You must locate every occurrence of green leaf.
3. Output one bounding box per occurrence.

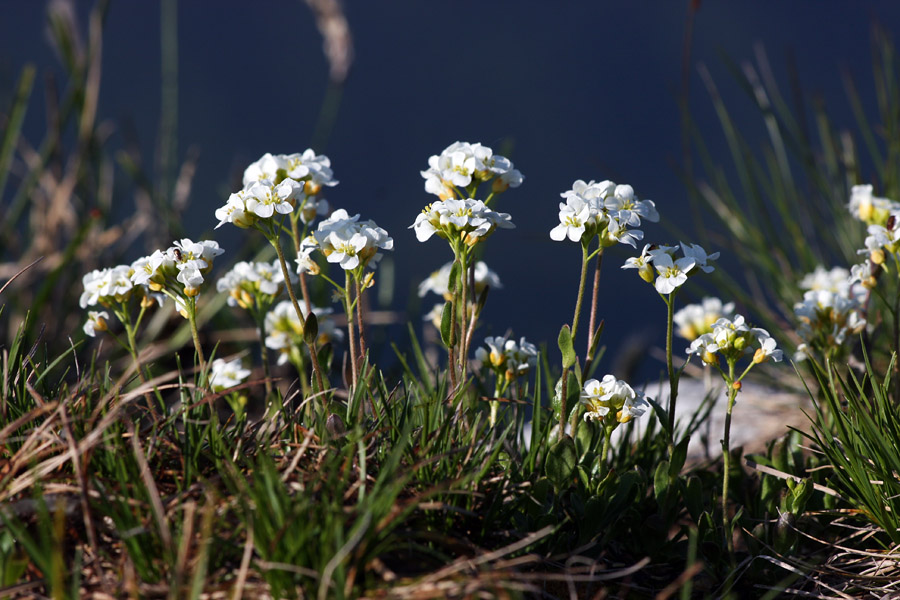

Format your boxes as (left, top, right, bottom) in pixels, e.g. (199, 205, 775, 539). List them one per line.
(669, 435, 690, 477)
(575, 419, 596, 456)
(654, 460, 671, 505)
(684, 475, 703, 523)
(546, 436, 578, 490)
(439, 301, 453, 347)
(448, 261, 461, 294)
(303, 311, 319, 345)
(558, 324, 576, 369)
(790, 478, 814, 515)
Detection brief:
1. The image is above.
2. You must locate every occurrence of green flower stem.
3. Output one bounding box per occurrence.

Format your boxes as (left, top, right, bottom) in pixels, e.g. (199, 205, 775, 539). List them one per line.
(186, 298, 207, 382)
(559, 367, 570, 439)
(664, 292, 677, 456)
(272, 237, 326, 395)
(457, 249, 471, 381)
(585, 249, 604, 361)
(254, 305, 274, 401)
(601, 423, 614, 472)
(721, 359, 737, 557)
(355, 274, 368, 364)
(482, 191, 496, 207)
(570, 243, 590, 343)
(344, 270, 359, 389)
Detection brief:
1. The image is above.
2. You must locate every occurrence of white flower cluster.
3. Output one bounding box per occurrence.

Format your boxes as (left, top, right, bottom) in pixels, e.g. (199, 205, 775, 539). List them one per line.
(217, 260, 297, 311)
(622, 243, 718, 294)
(421, 141, 523, 199)
(847, 184, 899, 226)
(793, 289, 866, 356)
(550, 180, 657, 247)
(209, 357, 252, 392)
(264, 300, 343, 365)
(581, 375, 649, 424)
(306, 209, 393, 271)
(83, 310, 109, 337)
(411, 198, 514, 246)
(673, 297, 735, 341)
(860, 209, 900, 266)
(418, 260, 502, 300)
(215, 150, 335, 230)
(800, 265, 866, 304)
(80, 265, 141, 309)
(131, 239, 225, 298)
(475, 335, 539, 380)
(686, 315, 782, 367)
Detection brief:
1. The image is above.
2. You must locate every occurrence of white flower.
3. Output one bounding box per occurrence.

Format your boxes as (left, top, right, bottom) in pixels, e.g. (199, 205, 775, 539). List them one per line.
(752, 334, 783, 363)
(313, 209, 393, 271)
(474, 335, 509, 369)
(847, 184, 900, 225)
(800, 265, 866, 304)
(687, 315, 782, 368)
(679, 242, 718, 274)
(674, 297, 735, 341)
(549, 195, 593, 242)
(794, 289, 866, 351)
(421, 141, 522, 197)
(411, 198, 514, 245)
(418, 260, 502, 300)
(243, 179, 300, 219)
(649, 247, 695, 294)
(217, 260, 296, 309)
(209, 357, 252, 392)
(604, 184, 659, 227)
(79, 265, 136, 308)
(83, 310, 109, 337)
(242, 153, 287, 188)
(214, 191, 255, 229)
(265, 300, 343, 365)
(476, 335, 539, 379)
(581, 375, 648, 424)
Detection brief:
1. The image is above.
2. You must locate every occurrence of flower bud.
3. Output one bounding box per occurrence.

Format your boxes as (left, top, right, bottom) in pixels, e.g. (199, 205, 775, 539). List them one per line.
(732, 381, 742, 391)
(702, 350, 718, 366)
(304, 181, 322, 196)
(859, 201, 875, 223)
(872, 249, 886, 265)
(752, 348, 767, 364)
(492, 177, 509, 194)
(638, 263, 655, 283)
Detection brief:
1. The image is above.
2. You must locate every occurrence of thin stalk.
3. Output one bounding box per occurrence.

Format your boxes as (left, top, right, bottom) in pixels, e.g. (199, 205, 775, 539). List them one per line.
(571, 243, 590, 342)
(273, 238, 326, 394)
(721, 360, 737, 556)
(585, 250, 604, 358)
(187, 300, 206, 380)
(355, 274, 368, 362)
(600, 423, 613, 472)
(458, 251, 470, 379)
(344, 271, 359, 390)
(665, 293, 677, 455)
(254, 306, 274, 401)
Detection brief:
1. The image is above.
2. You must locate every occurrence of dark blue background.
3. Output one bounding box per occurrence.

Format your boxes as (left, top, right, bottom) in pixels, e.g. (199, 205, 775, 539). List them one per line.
(2, 1, 897, 378)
